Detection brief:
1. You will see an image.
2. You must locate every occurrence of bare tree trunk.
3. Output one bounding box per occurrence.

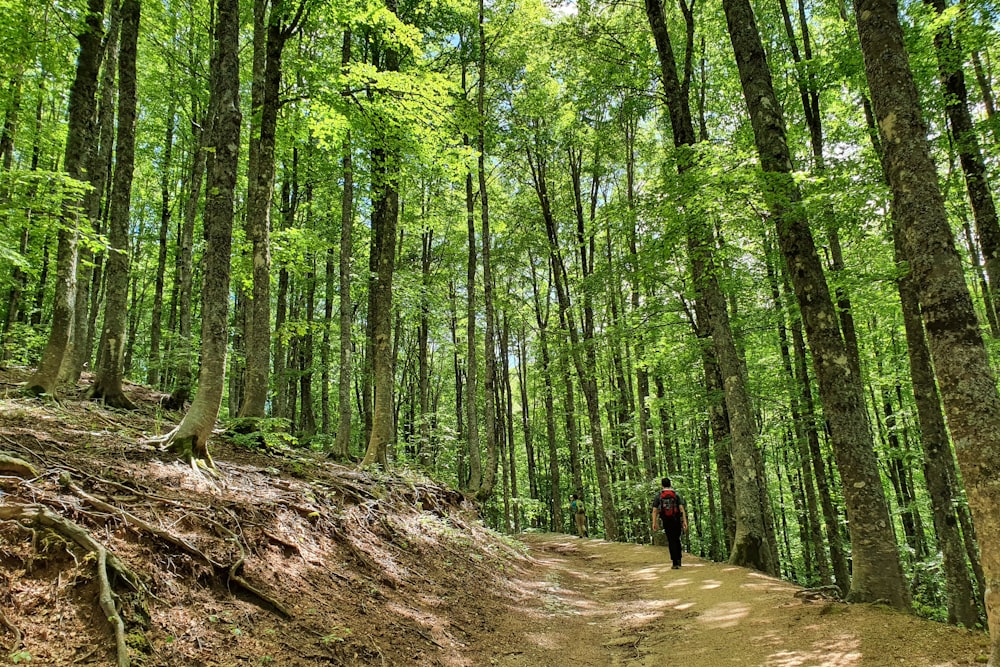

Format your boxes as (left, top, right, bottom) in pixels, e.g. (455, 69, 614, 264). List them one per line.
(360, 12, 400, 467)
(148, 103, 174, 387)
(26, 0, 105, 396)
(721, 0, 909, 608)
(163, 0, 241, 463)
(240, 0, 304, 417)
(89, 0, 139, 409)
(529, 253, 561, 532)
(164, 106, 207, 411)
(333, 120, 354, 457)
(924, 0, 1000, 334)
(476, 0, 499, 500)
(854, 0, 1000, 653)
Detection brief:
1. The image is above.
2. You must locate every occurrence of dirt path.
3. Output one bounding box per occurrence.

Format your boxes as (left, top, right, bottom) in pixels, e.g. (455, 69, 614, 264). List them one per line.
(486, 533, 990, 667)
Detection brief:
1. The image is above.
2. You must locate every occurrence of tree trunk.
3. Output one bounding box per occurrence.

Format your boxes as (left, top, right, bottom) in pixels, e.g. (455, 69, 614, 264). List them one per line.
(333, 29, 355, 458)
(26, 0, 105, 396)
(148, 104, 174, 387)
(475, 0, 500, 500)
(645, 0, 774, 571)
(164, 106, 207, 411)
(64, 0, 120, 386)
(89, 0, 139, 410)
(164, 0, 241, 463)
(359, 16, 401, 467)
(765, 235, 832, 585)
(721, 0, 909, 608)
(516, 322, 538, 510)
(529, 253, 562, 532)
(418, 227, 432, 465)
(854, 0, 1000, 652)
(924, 0, 1000, 332)
(240, 0, 302, 417)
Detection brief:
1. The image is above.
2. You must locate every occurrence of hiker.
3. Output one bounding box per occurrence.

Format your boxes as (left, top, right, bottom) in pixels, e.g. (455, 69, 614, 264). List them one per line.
(651, 477, 688, 569)
(569, 494, 588, 538)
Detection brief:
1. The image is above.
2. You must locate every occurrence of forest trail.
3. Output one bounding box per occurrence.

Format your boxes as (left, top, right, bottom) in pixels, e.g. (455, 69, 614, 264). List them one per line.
(490, 533, 989, 667)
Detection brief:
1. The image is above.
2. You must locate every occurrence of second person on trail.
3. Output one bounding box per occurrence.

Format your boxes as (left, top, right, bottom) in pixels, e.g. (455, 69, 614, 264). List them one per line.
(569, 494, 588, 538)
(651, 477, 688, 569)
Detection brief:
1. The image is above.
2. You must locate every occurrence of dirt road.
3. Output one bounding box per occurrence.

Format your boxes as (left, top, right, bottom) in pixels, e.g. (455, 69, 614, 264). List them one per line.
(486, 533, 989, 667)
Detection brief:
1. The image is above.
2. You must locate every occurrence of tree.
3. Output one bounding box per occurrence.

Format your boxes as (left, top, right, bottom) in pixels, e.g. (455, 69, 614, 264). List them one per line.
(239, 0, 306, 418)
(89, 0, 140, 409)
(157, 0, 242, 465)
(25, 0, 105, 397)
(360, 0, 402, 468)
(853, 0, 1000, 655)
(720, 0, 910, 607)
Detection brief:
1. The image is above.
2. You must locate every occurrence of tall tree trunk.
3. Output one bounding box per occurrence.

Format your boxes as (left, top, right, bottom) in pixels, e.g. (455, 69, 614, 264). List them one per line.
(240, 0, 304, 417)
(360, 10, 401, 467)
(476, 0, 500, 500)
(765, 234, 832, 585)
(418, 226, 432, 465)
(529, 253, 561, 532)
(516, 322, 538, 509)
(333, 29, 355, 459)
(163, 0, 241, 464)
(65, 0, 120, 385)
(645, 0, 774, 571)
(27, 0, 105, 396)
(164, 105, 207, 411)
(853, 0, 1000, 651)
(721, 0, 909, 608)
(148, 103, 174, 387)
(89, 0, 139, 409)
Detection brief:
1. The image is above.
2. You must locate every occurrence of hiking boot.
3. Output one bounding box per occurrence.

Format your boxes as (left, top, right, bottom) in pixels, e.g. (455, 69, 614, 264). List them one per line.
(671, 564, 681, 569)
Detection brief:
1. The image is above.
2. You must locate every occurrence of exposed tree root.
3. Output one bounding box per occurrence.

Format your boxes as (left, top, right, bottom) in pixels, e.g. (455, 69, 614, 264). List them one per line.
(0, 454, 38, 478)
(0, 503, 136, 667)
(60, 471, 290, 618)
(59, 472, 223, 568)
(86, 386, 137, 411)
(0, 608, 22, 651)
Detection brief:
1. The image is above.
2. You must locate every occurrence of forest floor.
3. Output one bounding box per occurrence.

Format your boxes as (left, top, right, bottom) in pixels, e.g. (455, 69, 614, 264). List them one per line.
(0, 366, 992, 666)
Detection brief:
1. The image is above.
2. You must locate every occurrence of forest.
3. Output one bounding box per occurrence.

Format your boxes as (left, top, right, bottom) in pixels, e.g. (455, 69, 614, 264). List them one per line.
(1, 0, 999, 661)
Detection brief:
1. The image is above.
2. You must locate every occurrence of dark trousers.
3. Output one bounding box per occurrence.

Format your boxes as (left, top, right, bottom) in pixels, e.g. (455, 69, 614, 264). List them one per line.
(663, 519, 683, 566)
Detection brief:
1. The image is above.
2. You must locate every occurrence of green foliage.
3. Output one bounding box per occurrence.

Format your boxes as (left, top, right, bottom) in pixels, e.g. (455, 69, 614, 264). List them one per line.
(226, 418, 299, 452)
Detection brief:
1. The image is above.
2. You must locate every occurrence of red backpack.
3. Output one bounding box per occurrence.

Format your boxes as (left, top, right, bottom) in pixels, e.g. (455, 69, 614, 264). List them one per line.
(659, 489, 679, 520)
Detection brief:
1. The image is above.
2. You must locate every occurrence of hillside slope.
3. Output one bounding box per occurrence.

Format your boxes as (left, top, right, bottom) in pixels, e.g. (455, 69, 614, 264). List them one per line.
(0, 369, 524, 666)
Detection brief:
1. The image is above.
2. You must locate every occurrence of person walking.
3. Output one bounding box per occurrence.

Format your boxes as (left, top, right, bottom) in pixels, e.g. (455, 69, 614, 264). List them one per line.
(651, 477, 688, 568)
(569, 494, 588, 538)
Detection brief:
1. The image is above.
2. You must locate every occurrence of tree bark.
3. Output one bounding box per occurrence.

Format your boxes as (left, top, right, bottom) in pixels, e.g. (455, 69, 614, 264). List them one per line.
(475, 0, 500, 501)
(854, 0, 1000, 651)
(333, 28, 355, 458)
(89, 0, 139, 409)
(360, 13, 401, 467)
(240, 0, 303, 417)
(924, 0, 1000, 335)
(164, 106, 207, 411)
(721, 0, 909, 608)
(27, 0, 105, 396)
(148, 103, 174, 387)
(165, 0, 241, 463)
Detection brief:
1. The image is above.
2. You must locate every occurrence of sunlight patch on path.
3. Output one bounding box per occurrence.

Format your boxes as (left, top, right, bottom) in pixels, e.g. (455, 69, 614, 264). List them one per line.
(763, 634, 862, 666)
(696, 601, 751, 629)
